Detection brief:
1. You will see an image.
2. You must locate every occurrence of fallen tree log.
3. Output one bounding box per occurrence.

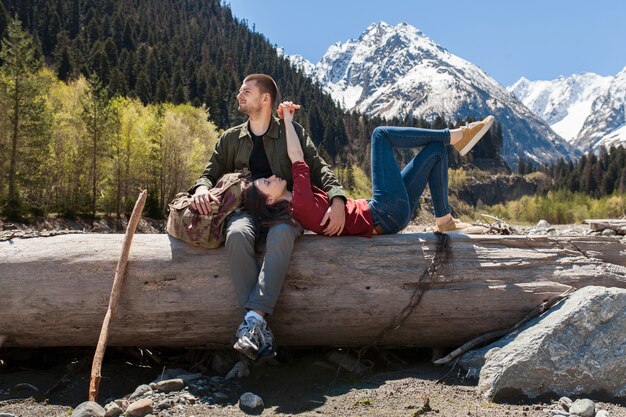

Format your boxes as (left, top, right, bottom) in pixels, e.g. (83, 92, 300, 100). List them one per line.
(1, 233, 624, 348)
(584, 218, 626, 235)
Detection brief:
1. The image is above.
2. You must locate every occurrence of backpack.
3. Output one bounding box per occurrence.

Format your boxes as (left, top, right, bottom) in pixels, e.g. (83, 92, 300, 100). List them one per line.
(166, 170, 250, 248)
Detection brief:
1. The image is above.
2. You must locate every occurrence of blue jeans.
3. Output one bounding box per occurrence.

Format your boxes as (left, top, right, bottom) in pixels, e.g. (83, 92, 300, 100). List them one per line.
(367, 126, 451, 234)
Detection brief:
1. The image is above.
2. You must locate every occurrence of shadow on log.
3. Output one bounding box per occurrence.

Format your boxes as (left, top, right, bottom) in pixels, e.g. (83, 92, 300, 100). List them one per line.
(0, 233, 625, 348)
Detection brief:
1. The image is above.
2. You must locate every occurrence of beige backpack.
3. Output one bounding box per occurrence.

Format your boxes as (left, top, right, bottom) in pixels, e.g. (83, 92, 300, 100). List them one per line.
(166, 170, 249, 248)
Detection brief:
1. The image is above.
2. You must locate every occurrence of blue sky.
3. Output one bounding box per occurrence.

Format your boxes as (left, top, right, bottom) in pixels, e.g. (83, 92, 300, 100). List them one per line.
(226, 0, 626, 86)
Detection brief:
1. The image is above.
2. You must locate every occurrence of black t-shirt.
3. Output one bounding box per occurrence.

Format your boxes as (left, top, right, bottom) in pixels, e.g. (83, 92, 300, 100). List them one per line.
(249, 131, 273, 180)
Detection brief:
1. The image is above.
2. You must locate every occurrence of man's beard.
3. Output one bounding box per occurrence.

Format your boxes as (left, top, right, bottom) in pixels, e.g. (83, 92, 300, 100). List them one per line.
(238, 102, 261, 116)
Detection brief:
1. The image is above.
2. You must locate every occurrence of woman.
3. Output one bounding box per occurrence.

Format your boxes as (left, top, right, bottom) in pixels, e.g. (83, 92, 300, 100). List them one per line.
(244, 101, 494, 236)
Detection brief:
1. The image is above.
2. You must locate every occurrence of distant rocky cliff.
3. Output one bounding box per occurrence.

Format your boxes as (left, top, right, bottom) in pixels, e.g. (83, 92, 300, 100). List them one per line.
(453, 175, 548, 207)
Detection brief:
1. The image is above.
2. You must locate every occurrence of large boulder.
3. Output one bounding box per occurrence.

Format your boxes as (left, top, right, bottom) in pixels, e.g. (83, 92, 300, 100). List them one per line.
(459, 286, 626, 400)
(71, 401, 105, 417)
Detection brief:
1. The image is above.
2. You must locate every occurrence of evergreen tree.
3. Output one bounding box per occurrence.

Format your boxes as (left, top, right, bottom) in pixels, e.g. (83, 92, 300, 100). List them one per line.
(134, 70, 150, 103)
(122, 20, 134, 51)
(0, 16, 50, 218)
(108, 67, 126, 96)
(618, 168, 626, 194)
(155, 73, 170, 102)
(53, 31, 73, 81)
(0, 2, 8, 40)
(69, 0, 80, 37)
(345, 164, 355, 190)
(517, 157, 526, 175)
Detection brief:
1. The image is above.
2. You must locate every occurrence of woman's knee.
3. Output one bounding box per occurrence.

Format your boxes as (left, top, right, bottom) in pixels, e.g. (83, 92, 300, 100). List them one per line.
(371, 126, 389, 143)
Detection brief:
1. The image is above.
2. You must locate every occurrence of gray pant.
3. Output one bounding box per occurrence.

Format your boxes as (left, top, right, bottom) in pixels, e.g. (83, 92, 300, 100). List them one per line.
(225, 211, 303, 315)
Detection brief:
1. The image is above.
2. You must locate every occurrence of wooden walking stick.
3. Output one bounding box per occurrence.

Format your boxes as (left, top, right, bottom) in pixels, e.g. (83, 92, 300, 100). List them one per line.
(88, 190, 147, 402)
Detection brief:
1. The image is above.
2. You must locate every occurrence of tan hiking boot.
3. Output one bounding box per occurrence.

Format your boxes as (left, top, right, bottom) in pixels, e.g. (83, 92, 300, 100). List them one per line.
(454, 115, 495, 156)
(433, 218, 473, 233)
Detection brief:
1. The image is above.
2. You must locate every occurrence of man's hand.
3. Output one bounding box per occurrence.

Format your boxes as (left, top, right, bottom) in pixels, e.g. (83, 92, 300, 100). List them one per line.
(191, 186, 220, 214)
(321, 197, 346, 236)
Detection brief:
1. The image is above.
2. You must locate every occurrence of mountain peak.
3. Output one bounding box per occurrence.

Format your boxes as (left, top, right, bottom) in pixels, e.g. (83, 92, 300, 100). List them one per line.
(360, 21, 429, 44)
(364, 21, 392, 33)
(509, 72, 615, 143)
(304, 23, 577, 166)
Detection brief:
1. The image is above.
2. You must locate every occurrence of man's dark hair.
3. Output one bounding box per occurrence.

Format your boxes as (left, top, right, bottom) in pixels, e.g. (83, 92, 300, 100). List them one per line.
(244, 74, 280, 108)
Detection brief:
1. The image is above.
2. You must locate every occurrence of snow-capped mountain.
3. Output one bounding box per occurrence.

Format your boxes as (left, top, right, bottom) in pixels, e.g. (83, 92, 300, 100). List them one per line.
(592, 123, 626, 152)
(286, 22, 578, 167)
(508, 68, 626, 152)
(278, 48, 316, 76)
(575, 67, 626, 151)
(508, 73, 612, 142)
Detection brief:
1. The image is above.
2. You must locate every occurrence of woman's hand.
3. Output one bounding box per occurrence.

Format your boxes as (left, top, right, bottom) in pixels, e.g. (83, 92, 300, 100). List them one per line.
(278, 101, 301, 122)
(321, 197, 346, 236)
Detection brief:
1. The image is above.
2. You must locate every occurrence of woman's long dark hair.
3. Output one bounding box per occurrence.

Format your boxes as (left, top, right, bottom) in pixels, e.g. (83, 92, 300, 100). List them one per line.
(243, 181, 293, 227)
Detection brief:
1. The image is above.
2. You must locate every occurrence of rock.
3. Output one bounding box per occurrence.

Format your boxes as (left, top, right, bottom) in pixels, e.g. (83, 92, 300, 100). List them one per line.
(114, 399, 128, 411)
(0, 413, 18, 417)
(128, 384, 152, 400)
(239, 392, 264, 411)
(179, 392, 197, 403)
(569, 399, 595, 417)
(326, 350, 370, 374)
(12, 382, 39, 393)
(213, 392, 229, 401)
(601, 228, 617, 236)
(126, 398, 153, 417)
(3, 223, 17, 230)
(460, 286, 626, 400)
(537, 219, 551, 228)
(212, 351, 237, 375)
(104, 401, 123, 417)
(156, 399, 174, 411)
(210, 376, 225, 384)
(595, 410, 610, 417)
(149, 378, 185, 393)
(153, 368, 203, 383)
(71, 401, 106, 417)
(557, 396, 572, 411)
(225, 359, 250, 379)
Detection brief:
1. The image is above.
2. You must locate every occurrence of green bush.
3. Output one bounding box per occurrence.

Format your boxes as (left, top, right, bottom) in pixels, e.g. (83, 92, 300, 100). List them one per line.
(473, 191, 625, 224)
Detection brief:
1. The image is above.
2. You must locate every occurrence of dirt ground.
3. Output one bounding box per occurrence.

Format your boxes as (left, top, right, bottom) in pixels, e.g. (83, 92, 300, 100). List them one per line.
(0, 347, 625, 417)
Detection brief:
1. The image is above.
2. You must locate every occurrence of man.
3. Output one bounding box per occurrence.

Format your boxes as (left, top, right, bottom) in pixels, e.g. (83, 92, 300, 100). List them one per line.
(190, 74, 347, 360)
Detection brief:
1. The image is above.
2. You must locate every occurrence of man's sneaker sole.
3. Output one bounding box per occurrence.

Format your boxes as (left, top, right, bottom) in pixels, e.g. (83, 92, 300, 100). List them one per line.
(257, 343, 277, 360)
(233, 336, 260, 360)
(459, 115, 494, 156)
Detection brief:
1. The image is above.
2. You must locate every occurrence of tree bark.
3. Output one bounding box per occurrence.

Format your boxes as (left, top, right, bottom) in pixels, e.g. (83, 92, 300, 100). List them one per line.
(1, 233, 624, 348)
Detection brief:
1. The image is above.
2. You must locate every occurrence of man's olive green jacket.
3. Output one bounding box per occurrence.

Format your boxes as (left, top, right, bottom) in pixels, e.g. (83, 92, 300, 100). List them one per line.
(190, 116, 346, 202)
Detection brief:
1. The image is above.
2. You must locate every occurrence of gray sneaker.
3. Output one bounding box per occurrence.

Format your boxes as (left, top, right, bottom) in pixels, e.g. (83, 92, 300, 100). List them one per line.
(233, 315, 276, 360)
